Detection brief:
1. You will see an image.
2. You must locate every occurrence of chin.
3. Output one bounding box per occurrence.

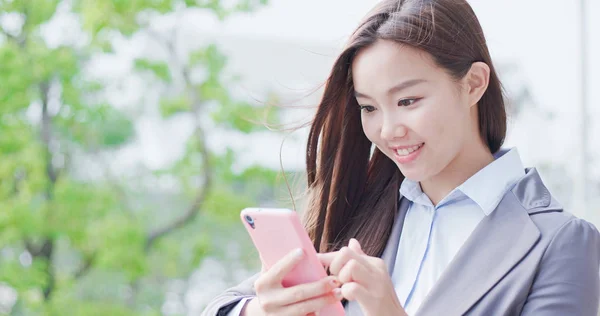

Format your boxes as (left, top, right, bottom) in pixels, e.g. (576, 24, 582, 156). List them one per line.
(396, 165, 427, 182)
(402, 173, 427, 183)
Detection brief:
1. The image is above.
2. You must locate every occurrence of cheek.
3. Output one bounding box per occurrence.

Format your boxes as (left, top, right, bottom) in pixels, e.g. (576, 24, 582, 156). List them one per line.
(360, 115, 380, 143)
(412, 105, 446, 142)
(420, 101, 464, 146)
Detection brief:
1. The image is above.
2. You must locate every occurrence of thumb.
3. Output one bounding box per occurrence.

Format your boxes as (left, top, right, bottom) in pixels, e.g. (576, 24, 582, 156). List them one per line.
(260, 254, 268, 273)
(348, 238, 365, 255)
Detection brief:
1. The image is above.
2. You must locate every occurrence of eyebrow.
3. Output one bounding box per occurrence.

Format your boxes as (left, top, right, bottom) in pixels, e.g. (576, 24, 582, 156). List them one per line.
(354, 79, 427, 99)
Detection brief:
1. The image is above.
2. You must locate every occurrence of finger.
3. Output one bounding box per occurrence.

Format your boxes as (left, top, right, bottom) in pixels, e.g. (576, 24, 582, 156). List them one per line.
(263, 248, 304, 286)
(317, 251, 338, 267)
(365, 256, 389, 273)
(341, 282, 370, 303)
(280, 288, 343, 316)
(348, 238, 366, 255)
(330, 247, 370, 276)
(268, 276, 340, 306)
(328, 247, 354, 276)
(337, 258, 371, 284)
(260, 263, 267, 274)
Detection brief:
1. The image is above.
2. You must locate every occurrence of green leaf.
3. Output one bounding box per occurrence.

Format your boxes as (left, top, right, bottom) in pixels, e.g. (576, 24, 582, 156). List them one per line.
(50, 178, 118, 246)
(203, 185, 255, 223)
(0, 0, 280, 313)
(26, 0, 61, 27)
(211, 101, 279, 133)
(87, 214, 147, 281)
(159, 95, 191, 118)
(0, 44, 33, 114)
(191, 234, 211, 266)
(45, 296, 142, 316)
(0, 258, 49, 291)
(134, 58, 171, 82)
(55, 103, 135, 148)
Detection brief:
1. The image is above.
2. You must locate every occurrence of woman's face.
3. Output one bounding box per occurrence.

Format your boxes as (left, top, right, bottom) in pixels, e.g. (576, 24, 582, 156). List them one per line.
(352, 40, 483, 182)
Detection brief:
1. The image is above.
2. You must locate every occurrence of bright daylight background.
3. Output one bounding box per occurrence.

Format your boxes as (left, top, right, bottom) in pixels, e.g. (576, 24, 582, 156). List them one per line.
(0, 0, 598, 315)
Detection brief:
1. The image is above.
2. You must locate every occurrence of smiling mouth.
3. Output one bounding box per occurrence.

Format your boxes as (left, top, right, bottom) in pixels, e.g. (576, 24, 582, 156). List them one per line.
(393, 143, 424, 157)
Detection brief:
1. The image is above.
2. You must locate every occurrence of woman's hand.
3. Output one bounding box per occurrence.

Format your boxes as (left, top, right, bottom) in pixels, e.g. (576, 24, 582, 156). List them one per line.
(318, 239, 408, 316)
(244, 248, 344, 316)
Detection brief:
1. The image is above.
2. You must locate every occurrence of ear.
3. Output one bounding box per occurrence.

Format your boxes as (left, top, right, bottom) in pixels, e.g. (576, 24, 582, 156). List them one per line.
(463, 61, 490, 108)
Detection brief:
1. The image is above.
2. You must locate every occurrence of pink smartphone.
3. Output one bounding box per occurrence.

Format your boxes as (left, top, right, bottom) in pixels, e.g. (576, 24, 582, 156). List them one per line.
(240, 207, 345, 315)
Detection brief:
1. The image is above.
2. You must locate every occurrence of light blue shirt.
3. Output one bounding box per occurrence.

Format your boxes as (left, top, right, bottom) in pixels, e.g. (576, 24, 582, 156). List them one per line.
(229, 148, 526, 316)
(227, 296, 252, 316)
(392, 148, 526, 315)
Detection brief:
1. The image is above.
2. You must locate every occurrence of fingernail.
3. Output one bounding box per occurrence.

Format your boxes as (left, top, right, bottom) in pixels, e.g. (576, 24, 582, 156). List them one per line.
(293, 248, 304, 257)
(329, 278, 340, 287)
(333, 288, 343, 299)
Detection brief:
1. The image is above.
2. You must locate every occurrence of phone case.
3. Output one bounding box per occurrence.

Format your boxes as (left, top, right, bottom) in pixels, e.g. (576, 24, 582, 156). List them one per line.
(240, 208, 345, 315)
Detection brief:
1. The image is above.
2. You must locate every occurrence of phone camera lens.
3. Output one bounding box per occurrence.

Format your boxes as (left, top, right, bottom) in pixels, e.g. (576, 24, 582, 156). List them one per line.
(244, 215, 255, 229)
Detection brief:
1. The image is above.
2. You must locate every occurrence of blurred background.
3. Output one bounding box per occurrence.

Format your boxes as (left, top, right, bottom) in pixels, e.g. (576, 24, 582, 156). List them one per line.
(0, 0, 598, 315)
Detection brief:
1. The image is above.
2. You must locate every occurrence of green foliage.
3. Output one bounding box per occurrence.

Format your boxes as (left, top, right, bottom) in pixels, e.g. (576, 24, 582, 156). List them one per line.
(190, 44, 281, 133)
(45, 295, 148, 316)
(159, 95, 190, 118)
(211, 99, 279, 133)
(134, 59, 171, 83)
(89, 214, 148, 281)
(0, 259, 48, 292)
(76, 0, 173, 36)
(1, 0, 276, 314)
(0, 44, 34, 114)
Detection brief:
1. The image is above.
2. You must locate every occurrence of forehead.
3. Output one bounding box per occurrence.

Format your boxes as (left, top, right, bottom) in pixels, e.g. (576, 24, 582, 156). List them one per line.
(351, 40, 443, 89)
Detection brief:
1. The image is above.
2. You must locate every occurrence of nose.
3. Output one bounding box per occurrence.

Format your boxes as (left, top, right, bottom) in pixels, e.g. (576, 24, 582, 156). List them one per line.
(380, 114, 408, 141)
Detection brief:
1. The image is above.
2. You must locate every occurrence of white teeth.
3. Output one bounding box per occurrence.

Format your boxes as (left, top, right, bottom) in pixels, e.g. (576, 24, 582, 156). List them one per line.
(395, 144, 422, 156)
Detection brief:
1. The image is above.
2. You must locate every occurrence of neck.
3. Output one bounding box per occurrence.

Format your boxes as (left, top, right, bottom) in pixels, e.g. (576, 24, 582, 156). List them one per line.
(420, 142, 494, 206)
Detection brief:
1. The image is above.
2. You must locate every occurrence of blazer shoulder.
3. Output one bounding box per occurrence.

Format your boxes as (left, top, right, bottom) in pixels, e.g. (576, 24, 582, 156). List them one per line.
(508, 167, 597, 239)
(520, 215, 600, 316)
(530, 210, 600, 247)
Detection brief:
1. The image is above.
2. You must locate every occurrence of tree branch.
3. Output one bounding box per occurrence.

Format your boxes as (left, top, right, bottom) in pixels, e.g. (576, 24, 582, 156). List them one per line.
(145, 125, 212, 250)
(41, 82, 58, 192)
(25, 239, 41, 256)
(39, 81, 58, 300)
(74, 253, 96, 279)
(144, 25, 213, 251)
(9, 8, 58, 301)
(39, 239, 55, 300)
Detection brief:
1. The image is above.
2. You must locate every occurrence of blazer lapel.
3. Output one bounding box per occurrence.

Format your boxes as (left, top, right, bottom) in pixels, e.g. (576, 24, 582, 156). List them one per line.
(350, 168, 557, 316)
(381, 197, 411, 274)
(415, 192, 541, 316)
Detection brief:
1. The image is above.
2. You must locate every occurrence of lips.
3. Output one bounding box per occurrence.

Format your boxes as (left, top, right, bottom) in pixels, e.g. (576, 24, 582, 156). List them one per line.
(390, 143, 425, 164)
(392, 143, 424, 157)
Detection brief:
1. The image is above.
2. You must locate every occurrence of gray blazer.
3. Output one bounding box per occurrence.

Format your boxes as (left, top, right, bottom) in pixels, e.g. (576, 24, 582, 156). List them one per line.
(202, 168, 600, 316)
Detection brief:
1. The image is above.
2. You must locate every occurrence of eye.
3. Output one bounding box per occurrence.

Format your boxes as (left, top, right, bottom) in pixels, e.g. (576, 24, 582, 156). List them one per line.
(359, 105, 376, 113)
(398, 98, 419, 107)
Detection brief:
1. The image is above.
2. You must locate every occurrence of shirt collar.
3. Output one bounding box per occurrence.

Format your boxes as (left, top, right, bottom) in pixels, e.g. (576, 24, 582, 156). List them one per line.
(399, 148, 526, 215)
(399, 176, 431, 206)
(459, 147, 525, 215)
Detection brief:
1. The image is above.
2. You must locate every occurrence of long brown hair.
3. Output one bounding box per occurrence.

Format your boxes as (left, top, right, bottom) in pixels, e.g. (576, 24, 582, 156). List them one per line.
(303, 0, 507, 256)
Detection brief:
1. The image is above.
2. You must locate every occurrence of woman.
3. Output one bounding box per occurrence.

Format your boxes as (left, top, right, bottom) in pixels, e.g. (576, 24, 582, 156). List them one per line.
(203, 0, 600, 315)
